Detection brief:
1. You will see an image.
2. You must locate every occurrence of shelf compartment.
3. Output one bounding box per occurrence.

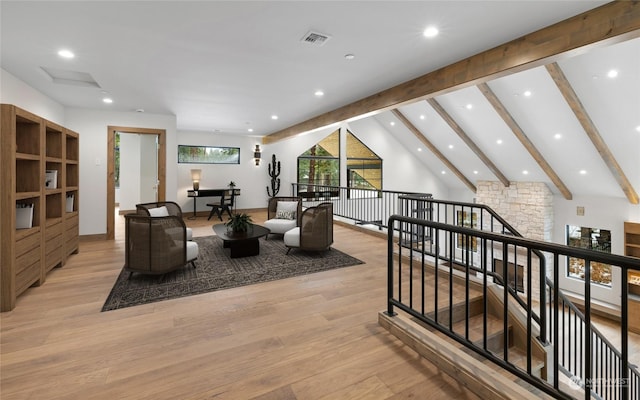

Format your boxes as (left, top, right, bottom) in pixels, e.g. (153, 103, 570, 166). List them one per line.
(15, 159, 40, 193)
(65, 131, 79, 162)
(15, 113, 41, 156)
(46, 122, 63, 159)
(65, 190, 78, 213)
(16, 198, 40, 229)
(65, 163, 79, 187)
(46, 192, 63, 220)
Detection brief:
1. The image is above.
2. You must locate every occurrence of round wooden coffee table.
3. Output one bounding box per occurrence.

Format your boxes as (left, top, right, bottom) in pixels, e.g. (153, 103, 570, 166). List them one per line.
(212, 223, 270, 258)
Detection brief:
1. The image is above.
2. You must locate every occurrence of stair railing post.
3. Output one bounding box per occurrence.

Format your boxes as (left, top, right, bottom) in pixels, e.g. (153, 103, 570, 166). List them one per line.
(386, 216, 397, 317)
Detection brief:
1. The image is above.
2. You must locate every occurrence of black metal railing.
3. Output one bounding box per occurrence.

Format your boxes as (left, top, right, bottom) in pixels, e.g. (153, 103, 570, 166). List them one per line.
(387, 198, 640, 400)
(290, 183, 431, 229)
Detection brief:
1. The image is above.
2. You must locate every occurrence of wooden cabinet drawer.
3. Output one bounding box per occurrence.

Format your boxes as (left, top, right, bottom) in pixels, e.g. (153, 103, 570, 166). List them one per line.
(65, 238, 79, 257)
(45, 236, 63, 270)
(46, 221, 63, 240)
(16, 259, 40, 295)
(15, 231, 40, 258)
(15, 245, 40, 276)
(65, 214, 79, 231)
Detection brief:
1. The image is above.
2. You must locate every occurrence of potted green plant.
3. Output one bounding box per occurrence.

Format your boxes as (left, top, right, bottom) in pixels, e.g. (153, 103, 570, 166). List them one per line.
(225, 212, 252, 234)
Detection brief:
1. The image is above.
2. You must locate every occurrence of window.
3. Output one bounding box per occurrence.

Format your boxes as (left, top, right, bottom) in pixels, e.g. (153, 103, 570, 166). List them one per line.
(178, 145, 240, 164)
(456, 210, 478, 252)
(566, 225, 612, 286)
(346, 130, 382, 190)
(297, 130, 340, 197)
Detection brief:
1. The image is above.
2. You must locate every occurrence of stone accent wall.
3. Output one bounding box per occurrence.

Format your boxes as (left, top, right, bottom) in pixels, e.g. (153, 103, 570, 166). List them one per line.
(476, 181, 554, 297)
(476, 181, 553, 242)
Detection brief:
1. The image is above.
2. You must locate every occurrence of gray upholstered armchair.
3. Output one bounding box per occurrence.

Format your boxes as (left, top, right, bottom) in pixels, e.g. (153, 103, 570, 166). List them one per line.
(263, 196, 302, 239)
(284, 202, 333, 254)
(136, 201, 193, 240)
(124, 214, 198, 277)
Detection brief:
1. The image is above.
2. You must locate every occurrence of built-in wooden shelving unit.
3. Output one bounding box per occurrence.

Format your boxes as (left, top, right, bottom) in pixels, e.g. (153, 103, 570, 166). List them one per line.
(1, 104, 80, 311)
(624, 221, 640, 334)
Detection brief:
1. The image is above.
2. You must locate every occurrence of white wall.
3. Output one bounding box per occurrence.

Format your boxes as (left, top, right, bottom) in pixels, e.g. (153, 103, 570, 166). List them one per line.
(176, 131, 266, 214)
(65, 108, 177, 235)
(1, 68, 65, 125)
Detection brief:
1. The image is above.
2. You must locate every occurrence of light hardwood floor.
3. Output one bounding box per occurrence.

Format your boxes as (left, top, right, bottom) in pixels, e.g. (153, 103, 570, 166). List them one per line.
(0, 211, 481, 400)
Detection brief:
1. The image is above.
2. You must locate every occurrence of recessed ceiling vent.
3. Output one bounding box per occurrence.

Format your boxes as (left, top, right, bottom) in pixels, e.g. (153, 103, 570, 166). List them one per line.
(300, 30, 331, 46)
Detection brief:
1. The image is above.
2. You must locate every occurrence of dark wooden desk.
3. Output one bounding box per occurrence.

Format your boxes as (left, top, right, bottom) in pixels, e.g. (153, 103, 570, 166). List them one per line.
(187, 188, 240, 218)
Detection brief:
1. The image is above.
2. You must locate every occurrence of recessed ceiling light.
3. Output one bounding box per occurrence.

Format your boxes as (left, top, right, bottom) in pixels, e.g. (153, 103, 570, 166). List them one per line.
(248, 128, 254, 132)
(554, 133, 562, 140)
(419, 115, 425, 120)
(441, 170, 446, 174)
(636, 125, 640, 132)
(417, 148, 422, 152)
(473, 170, 479, 175)
(423, 26, 439, 38)
(344, 54, 355, 60)
(523, 90, 532, 97)
(102, 97, 113, 104)
(496, 139, 503, 145)
(314, 90, 324, 97)
(465, 104, 473, 110)
(58, 49, 75, 59)
(522, 170, 529, 175)
(579, 170, 587, 175)
(271, 115, 278, 120)
(607, 69, 618, 78)
(448, 144, 453, 149)
(390, 121, 395, 126)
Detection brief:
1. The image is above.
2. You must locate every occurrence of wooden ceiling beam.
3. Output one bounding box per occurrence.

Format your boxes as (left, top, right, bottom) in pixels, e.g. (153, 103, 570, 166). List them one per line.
(545, 62, 639, 204)
(392, 109, 476, 193)
(263, 2, 640, 144)
(478, 83, 573, 200)
(426, 98, 510, 187)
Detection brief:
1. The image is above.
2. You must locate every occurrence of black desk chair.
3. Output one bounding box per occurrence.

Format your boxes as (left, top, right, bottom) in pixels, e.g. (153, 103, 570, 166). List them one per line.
(207, 189, 235, 220)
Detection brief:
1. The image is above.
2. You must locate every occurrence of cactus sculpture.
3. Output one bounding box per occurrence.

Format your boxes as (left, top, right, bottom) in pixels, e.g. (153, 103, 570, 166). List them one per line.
(266, 154, 281, 197)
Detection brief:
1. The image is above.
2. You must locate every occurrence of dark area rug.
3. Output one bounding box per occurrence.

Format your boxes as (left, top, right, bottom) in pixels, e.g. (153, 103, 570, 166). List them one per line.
(102, 235, 364, 311)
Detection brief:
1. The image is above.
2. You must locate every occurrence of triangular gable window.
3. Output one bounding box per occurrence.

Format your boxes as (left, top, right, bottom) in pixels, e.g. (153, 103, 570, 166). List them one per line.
(346, 130, 382, 190)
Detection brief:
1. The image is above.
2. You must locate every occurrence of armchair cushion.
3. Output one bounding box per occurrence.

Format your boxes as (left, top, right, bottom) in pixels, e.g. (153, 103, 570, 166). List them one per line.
(186, 241, 199, 262)
(264, 218, 297, 235)
(147, 206, 170, 217)
(276, 210, 296, 220)
(283, 227, 300, 248)
(276, 201, 299, 218)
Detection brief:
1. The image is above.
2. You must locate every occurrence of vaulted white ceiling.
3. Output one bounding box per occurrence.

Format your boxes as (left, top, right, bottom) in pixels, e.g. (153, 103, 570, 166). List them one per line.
(1, 1, 638, 200)
(374, 36, 640, 199)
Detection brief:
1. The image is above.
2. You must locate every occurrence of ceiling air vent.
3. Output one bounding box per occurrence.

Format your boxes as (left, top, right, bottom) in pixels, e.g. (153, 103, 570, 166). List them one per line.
(300, 30, 331, 46)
